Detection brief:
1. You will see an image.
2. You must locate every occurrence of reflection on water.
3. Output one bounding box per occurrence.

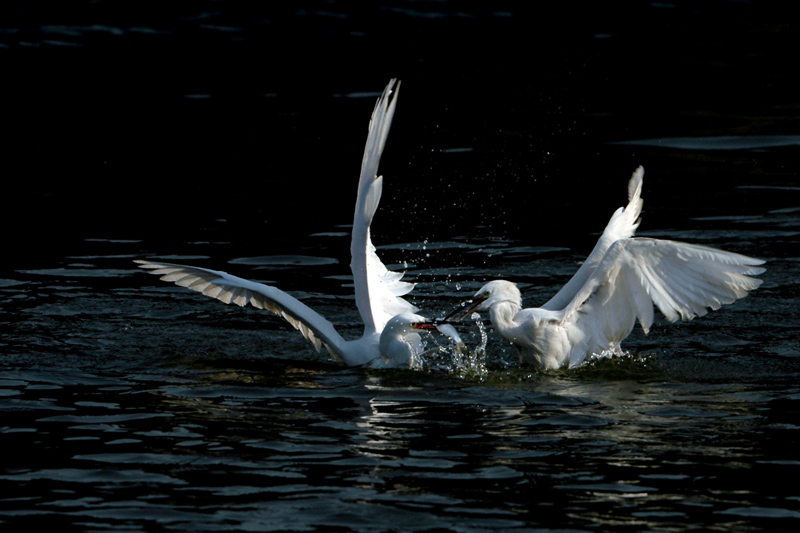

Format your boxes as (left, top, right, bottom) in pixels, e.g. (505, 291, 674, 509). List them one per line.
(4, 351, 799, 530)
(613, 135, 800, 150)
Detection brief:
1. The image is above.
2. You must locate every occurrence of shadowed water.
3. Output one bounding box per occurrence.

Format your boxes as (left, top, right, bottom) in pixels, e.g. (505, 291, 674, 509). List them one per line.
(3, 196, 799, 531)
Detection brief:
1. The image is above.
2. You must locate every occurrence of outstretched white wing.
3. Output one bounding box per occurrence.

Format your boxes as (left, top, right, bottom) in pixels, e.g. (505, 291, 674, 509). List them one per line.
(543, 166, 644, 311)
(350, 78, 418, 335)
(558, 238, 765, 367)
(135, 260, 347, 359)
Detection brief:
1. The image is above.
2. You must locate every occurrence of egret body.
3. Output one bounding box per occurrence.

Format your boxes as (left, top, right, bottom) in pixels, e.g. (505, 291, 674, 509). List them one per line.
(137, 80, 460, 368)
(457, 167, 764, 369)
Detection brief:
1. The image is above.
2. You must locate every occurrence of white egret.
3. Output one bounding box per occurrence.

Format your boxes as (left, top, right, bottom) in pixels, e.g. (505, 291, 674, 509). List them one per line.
(453, 166, 765, 369)
(136, 79, 461, 368)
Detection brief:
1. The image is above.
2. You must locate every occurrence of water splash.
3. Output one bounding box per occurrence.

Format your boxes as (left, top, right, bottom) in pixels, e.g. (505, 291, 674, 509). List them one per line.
(417, 313, 488, 380)
(576, 349, 658, 376)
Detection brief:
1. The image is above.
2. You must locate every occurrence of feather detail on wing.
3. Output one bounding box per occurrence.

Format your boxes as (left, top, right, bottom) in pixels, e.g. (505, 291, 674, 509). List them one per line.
(134, 260, 347, 359)
(558, 238, 765, 367)
(350, 78, 418, 334)
(543, 166, 645, 311)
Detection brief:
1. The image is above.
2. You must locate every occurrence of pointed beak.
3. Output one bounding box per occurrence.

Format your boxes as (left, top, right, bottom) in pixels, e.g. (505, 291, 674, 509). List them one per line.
(412, 319, 456, 330)
(443, 296, 487, 322)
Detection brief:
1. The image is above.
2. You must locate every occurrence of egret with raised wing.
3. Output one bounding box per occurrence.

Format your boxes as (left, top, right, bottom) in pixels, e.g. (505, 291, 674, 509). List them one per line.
(450, 166, 765, 369)
(136, 79, 462, 368)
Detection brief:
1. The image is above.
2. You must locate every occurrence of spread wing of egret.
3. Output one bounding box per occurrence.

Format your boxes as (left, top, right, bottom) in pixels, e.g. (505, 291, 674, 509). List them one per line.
(136, 80, 457, 367)
(453, 167, 765, 369)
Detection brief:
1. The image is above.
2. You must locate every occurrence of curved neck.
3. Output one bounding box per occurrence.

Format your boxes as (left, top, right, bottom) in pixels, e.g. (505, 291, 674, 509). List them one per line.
(489, 300, 521, 333)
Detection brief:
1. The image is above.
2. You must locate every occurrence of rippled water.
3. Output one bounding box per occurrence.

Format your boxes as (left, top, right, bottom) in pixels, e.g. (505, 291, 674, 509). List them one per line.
(3, 2, 800, 532)
(3, 203, 800, 531)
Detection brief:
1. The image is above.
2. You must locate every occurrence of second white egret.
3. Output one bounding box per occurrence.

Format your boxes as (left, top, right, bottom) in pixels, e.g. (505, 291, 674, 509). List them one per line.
(451, 166, 765, 369)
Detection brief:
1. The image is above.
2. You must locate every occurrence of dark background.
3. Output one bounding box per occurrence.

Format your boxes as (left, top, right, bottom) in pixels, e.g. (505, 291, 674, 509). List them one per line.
(1, 5, 799, 530)
(3, 1, 798, 267)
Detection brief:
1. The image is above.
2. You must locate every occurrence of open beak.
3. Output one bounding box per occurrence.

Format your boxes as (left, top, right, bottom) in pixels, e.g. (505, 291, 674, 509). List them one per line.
(442, 296, 487, 322)
(412, 319, 456, 331)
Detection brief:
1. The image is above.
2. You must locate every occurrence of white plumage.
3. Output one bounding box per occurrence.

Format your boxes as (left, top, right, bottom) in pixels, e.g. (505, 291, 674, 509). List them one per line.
(136, 79, 459, 368)
(458, 167, 765, 369)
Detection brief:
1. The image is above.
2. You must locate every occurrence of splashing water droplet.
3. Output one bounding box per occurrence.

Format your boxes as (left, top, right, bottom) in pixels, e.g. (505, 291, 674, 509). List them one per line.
(447, 314, 489, 381)
(415, 314, 487, 381)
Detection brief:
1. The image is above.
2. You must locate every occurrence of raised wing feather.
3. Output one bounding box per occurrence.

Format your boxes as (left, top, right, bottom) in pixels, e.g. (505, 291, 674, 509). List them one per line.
(350, 79, 418, 334)
(559, 238, 765, 366)
(543, 166, 644, 311)
(135, 260, 347, 359)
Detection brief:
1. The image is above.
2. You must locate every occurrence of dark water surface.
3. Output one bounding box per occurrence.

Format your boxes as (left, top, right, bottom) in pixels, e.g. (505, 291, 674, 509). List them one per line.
(2, 2, 800, 531)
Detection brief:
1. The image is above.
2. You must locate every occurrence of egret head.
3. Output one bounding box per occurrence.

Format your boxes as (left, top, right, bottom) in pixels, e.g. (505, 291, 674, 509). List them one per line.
(450, 280, 522, 320)
(384, 312, 440, 334)
(377, 312, 458, 367)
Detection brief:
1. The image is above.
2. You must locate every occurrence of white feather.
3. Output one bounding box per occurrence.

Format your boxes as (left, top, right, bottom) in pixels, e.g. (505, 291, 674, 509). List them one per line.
(464, 166, 765, 369)
(543, 166, 644, 311)
(135, 261, 345, 358)
(558, 238, 764, 366)
(350, 79, 418, 334)
(136, 80, 460, 368)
